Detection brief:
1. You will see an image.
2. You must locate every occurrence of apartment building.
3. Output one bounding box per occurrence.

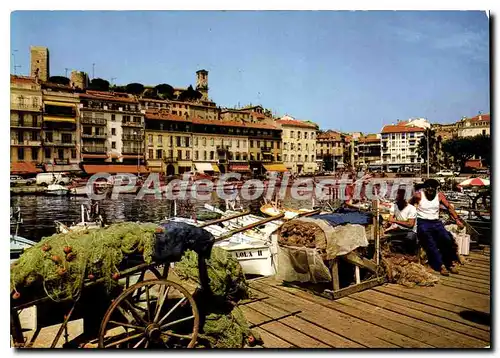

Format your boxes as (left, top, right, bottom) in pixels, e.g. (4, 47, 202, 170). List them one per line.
(457, 113, 490, 138)
(380, 124, 425, 171)
(41, 82, 80, 170)
(10, 75, 43, 167)
(355, 134, 382, 168)
(315, 130, 345, 171)
(79, 90, 144, 168)
(277, 115, 318, 174)
(144, 110, 193, 175)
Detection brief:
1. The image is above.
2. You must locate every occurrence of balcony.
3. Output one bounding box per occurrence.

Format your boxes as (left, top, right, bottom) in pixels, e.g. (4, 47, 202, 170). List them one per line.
(163, 157, 177, 163)
(123, 134, 143, 141)
(82, 145, 106, 154)
(10, 121, 42, 129)
(122, 147, 143, 155)
(81, 116, 107, 126)
(260, 147, 272, 153)
(11, 103, 42, 112)
(122, 121, 143, 128)
(82, 133, 107, 140)
(10, 139, 42, 146)
(42, 140, 77, 147)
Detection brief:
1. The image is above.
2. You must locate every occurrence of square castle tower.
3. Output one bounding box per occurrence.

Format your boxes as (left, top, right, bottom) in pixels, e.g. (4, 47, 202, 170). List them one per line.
(30, 46, 50, 82)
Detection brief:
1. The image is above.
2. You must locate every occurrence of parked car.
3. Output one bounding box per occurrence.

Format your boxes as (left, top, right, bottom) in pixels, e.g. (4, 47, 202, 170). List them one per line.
(10, 175, 36, 186)
(436, 170, 454, 177)
(36, 172, 71, 186)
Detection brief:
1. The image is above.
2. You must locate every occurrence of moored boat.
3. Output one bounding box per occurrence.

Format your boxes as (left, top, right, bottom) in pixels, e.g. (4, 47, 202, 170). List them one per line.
(46, 184, 69, 196)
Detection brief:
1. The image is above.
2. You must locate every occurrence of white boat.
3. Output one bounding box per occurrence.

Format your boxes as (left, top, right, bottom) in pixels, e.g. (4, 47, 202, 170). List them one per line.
(167, 203, 284, 277)
(10, 208, 36, 263)
(46, 184, 69, 196)
(55, 204, 106, 234)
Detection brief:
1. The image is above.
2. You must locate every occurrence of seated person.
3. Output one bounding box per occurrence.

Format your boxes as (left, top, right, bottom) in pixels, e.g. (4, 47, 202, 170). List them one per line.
(409, 179, 463, 276)
(384, 188, 418, 253)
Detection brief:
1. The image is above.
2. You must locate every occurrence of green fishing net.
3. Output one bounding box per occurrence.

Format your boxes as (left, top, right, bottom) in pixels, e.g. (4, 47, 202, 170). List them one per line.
(10, 222, 157, 302)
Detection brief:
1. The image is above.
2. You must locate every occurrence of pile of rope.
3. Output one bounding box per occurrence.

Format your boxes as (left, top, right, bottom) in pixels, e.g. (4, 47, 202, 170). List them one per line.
(381, 251, 439, 288)
(10, 222, 157, 302)
(174, 247, 260, 348)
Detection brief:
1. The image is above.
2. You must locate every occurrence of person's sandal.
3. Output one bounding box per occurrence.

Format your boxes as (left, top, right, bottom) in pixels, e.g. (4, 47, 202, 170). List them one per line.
(449, 265, 459, 274)
(440, 265, 450, 276)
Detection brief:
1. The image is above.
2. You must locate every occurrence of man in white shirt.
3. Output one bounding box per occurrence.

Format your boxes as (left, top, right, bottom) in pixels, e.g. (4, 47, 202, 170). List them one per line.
(384, 188, 418, 253)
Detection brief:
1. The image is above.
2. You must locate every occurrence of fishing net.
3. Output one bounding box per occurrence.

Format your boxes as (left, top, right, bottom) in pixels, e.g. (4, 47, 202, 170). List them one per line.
(10, 222, 157, 302)
(381, 250, 439, 288)
(174, 247, 249, 301)
(174, 248, 261, 348)
(197, 306, 261, 348)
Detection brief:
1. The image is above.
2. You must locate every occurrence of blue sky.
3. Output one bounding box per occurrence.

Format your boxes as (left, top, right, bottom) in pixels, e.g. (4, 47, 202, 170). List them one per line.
(11, 11, 490, 133)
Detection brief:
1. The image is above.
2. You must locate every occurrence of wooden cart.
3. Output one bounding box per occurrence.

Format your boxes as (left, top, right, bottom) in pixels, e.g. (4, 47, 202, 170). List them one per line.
(11, 212, 286, 349)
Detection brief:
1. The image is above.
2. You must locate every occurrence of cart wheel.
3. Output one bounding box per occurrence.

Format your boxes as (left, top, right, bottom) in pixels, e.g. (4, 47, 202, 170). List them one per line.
(98, 279, 199, 349)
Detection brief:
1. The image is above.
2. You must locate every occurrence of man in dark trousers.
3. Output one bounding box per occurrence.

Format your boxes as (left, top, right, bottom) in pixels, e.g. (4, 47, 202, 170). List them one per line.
(410, 179, 464, 276)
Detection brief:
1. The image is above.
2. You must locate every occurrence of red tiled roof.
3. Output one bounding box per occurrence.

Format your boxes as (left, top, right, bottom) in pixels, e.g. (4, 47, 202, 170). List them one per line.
(317, 131, 341, 140)
(276, 118, 318, 129)
(193, 118, 277, 130)
(11, 161, 42, 174)
(359, 134, 380, 143)
(82, 164, 149, 174)
(145, 109, 190, 122)
(468, 114, 490, 122)
(381, 125, 425, 134)
(80, 90, 138, 103)
(10, 75, 37, 84)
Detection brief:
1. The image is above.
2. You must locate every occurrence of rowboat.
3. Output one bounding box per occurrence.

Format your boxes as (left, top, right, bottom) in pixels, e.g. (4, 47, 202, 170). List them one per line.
(46, 184, 69, 196)
(260, 203, 312, 220)
(55, 204, 106, 234)
(10, 208, 36, 263)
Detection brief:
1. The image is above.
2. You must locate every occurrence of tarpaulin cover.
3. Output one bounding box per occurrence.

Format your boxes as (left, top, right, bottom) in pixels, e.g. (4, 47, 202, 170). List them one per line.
(276, 245, 332, 283)
(153, 221, 215, 263)
(311, 209, 372, 226)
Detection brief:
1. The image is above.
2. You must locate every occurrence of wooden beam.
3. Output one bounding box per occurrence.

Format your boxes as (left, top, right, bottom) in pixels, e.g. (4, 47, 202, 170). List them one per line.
(331, 259, 340, 291)
(342, 251, 378, 273)
(324, 277, 386, 300)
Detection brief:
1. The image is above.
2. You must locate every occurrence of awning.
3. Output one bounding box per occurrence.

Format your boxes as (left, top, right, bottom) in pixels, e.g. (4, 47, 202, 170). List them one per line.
(11, 161, 42, 174)
(83, 164, 149, 174)
(212, 164, 220, 172)
(263, 164, 288, 172)
(44, 163, 81, 172)
(44, 101, 76, 108)
(43, 116, 76, 123)
(195, 163, 214, 172)
(82, 154, 107, 159)
(229, 164, 251, 172)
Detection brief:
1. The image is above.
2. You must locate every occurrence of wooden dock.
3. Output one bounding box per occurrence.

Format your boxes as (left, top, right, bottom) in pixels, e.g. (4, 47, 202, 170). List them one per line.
(242, 248, 490, 348)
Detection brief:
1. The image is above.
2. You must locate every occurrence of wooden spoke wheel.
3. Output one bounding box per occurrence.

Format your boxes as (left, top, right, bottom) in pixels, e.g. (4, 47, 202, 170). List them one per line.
(98, 279, 199, 349)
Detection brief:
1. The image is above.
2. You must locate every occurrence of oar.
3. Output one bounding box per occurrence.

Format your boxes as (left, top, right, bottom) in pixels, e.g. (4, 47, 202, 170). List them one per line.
(198, 210, 251, 228)
(215, 213, 285, 242)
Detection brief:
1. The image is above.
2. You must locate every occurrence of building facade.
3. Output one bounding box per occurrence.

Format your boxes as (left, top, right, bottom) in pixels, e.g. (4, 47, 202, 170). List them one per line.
(355, 134, 382, 169)
(277, 116, 318, 174)
(456, 114, 490, 137)
(10, 75, 43, 165)
(315, 130, 345, 171)
(30, 46, 50, 82)
(380, 124, 425, 171)
(79, 90, 144, 166)
(41, 82, 80, 168)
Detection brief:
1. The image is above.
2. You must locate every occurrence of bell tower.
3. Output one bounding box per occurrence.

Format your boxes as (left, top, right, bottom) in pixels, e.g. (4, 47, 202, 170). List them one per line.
(196, 69, 209, 101)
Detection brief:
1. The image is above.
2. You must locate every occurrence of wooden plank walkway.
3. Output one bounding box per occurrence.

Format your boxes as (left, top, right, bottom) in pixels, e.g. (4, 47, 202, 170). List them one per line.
(243, 248, 490, 348)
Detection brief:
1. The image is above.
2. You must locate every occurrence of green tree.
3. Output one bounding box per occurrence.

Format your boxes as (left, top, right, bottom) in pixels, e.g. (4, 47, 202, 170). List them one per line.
(125, 83, 145, 95)
(472, 134, 491, 168)
(178, 85, 203, 102)
(111, 85, 126, 93)
(89, 78, 110, 91)
(143, 88, 159, 99)
(416, 129, 440, 171)
(155, 84, 175, 100)
(441, 137, 475, 171)
(48, 76, 70, 86)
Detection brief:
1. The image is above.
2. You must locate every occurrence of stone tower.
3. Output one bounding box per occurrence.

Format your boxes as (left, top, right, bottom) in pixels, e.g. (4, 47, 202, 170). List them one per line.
(70, 70, 89, 90)
(196, 69, 209, 101)
(30, 46, 50, 82)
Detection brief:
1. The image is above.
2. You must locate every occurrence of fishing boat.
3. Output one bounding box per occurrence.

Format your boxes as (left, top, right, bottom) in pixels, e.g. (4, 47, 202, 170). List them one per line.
(46, 184, 69, 196)
(55, 203, 106, 234)
(10, 208, 36, 263)
(260, 203, 312, 220)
